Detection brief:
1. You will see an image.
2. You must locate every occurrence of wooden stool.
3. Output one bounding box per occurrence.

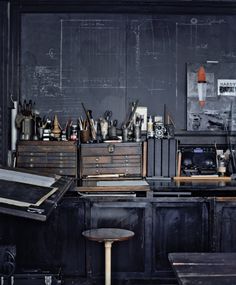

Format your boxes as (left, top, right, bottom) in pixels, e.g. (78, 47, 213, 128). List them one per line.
(82, 228, 134, 285)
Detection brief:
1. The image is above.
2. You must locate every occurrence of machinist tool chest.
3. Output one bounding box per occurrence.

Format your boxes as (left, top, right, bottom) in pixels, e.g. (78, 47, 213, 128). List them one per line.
(80, 142, 143, 179)
(16, 141, 78, 177)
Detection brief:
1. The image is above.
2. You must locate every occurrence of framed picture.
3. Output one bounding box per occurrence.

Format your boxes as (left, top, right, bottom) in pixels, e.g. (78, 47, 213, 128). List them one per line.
(187, 63, 236, 131)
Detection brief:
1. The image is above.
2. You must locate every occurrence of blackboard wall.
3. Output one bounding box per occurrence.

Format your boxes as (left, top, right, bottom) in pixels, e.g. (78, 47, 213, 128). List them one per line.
(20, 13, 236, 130)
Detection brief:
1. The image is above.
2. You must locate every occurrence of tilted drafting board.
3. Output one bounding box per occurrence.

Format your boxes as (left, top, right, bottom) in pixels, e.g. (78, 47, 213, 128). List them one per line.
(0, 168, 73, 221)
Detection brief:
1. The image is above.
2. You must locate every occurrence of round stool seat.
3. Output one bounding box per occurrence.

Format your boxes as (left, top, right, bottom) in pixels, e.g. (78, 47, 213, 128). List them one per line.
(82, 228, 134, 285)
(82, 228, 134, 242)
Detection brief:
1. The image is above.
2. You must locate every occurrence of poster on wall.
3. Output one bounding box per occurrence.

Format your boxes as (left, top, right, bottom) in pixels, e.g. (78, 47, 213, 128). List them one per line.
(217, 79, 236, 96)
(187, 63, 236, 131)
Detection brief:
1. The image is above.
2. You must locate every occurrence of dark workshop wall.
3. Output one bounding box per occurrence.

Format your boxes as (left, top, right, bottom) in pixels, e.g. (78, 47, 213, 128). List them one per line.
(0, 1, 9, 166)
(20, 13, 236, 129)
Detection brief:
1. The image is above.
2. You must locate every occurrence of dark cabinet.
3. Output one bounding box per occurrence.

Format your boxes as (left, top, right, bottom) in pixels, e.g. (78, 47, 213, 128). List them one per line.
(86, 200, 150, 278)
(0, 198, 86, 277)
(152, 198, 210, 273)
(213, 197, 236, 252)
(2, 194, 236, 281)
(84, 198, 210, 279)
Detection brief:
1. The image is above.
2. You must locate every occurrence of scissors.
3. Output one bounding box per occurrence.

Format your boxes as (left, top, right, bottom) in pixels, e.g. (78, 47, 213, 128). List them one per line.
(104, 110, 112, 121)
(113, 119, 118, 127)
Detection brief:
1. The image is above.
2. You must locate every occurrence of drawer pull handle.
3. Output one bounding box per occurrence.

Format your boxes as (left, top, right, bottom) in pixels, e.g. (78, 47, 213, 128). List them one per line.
(108, 144, 115, 153)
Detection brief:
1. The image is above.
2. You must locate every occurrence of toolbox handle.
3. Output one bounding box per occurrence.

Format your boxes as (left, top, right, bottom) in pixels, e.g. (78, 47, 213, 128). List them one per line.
(107, 144, 115, 153)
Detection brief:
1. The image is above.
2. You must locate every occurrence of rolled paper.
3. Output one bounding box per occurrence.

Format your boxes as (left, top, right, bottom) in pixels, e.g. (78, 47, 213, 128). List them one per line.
(11, 101, 18, 151)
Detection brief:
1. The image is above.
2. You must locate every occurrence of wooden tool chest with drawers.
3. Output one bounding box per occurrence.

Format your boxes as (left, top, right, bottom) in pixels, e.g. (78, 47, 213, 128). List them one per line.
(16, 141, 78, 177)
(79, 142, 144, 179)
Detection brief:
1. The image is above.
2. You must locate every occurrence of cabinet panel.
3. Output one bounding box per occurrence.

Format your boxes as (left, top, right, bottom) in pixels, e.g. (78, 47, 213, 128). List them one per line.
(2, 198, 86, 276)
(214, 199, 236, 252)
(153, 200, 209, 272)
(87, 201, 150, 276)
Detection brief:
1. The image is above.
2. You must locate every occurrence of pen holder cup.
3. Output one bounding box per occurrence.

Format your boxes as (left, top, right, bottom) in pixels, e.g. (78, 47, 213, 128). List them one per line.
(80, 129, 91, 143)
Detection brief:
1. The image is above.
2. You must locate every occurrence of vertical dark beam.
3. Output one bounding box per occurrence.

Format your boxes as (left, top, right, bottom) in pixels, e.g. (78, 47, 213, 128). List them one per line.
(9, 0, 20, 102)
(154, 139, 162, 177)
(4, 0, 21, 166)
(169, 139, 177, 177)
(0, 1, 10, 166)
(161, 139, 169, 177)
(147, 138, 154, 177)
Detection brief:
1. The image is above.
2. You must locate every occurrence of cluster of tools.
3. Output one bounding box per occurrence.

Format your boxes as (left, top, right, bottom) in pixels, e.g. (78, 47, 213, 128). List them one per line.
(15, 99, 174, 143)
(15, 100, 39, 140)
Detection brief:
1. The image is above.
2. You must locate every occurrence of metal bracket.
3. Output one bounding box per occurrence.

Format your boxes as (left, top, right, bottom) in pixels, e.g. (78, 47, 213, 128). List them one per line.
(27, 207, 45, 214)
(107, 144, 115, 153)
(45, 275, 52, 285)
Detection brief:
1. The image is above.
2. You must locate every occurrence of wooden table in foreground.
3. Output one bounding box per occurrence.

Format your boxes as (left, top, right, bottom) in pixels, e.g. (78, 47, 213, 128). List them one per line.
(168, 252, 236, 285)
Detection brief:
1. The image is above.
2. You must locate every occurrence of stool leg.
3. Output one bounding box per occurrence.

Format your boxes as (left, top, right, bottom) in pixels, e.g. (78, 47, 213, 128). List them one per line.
(104, 241, 113, 285)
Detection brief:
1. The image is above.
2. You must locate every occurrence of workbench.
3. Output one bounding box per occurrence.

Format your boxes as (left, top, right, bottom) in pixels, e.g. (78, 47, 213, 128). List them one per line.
(169, 252, 236, 285)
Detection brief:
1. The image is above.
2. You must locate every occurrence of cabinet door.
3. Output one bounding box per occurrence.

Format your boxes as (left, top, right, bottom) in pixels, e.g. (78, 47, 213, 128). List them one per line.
(3, 198, 86, 276)
(153, 199, 209, 272)
(214, 198, 236, 252)
(87, 201, 150, 277)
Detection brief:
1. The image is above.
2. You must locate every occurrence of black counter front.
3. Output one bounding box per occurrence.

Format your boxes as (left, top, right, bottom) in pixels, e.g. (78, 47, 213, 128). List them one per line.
(147, 178, 236, 196)
(2, 177, 236, 283)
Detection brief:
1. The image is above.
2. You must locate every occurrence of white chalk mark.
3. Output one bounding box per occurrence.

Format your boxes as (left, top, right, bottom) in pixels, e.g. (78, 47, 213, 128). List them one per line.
(60, 19, 63, 90)
(46, 48, 56, 59)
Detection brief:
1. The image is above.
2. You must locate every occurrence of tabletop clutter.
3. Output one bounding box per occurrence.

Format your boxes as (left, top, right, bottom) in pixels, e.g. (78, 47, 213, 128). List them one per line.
(15, 99, 175, 143)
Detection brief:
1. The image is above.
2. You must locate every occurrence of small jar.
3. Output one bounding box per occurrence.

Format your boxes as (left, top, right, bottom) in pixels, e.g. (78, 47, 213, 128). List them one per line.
(122, 127, 128, 142)
(61, 130, 67, 141)
(70, 125, 78, 141)
(147, 116, 154, 138)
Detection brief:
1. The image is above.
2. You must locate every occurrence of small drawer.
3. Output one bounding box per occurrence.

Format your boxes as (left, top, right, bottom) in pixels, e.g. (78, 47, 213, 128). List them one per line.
(81, 143, 142, 156)
(81, 156, 112, 164)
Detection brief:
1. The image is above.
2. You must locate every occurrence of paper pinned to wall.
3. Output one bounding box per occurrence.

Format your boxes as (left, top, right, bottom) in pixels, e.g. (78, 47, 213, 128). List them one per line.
(11, 101, 18, 151)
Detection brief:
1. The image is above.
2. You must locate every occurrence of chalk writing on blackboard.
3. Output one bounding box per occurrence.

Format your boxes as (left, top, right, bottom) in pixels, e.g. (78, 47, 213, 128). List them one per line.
(60, 19, 126, 89)
(46, 48, 57, 60)
(32, 66, 61, 98)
